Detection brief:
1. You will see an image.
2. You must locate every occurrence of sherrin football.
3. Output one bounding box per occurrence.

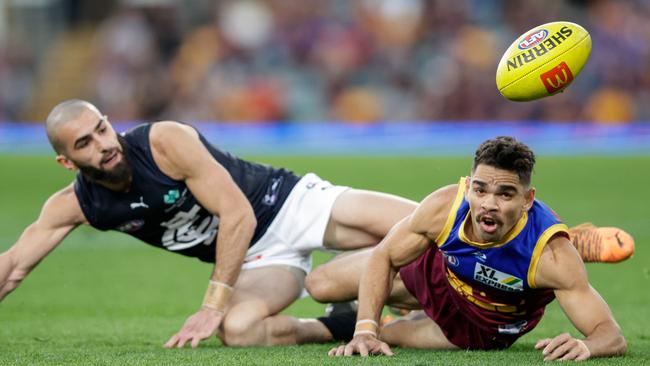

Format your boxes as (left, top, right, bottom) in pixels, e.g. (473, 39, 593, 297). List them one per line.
(496, 21, 592, 101)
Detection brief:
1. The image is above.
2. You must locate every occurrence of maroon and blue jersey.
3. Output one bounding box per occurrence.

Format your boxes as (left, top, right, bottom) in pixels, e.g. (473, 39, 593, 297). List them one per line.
(400, 177, 569, 348)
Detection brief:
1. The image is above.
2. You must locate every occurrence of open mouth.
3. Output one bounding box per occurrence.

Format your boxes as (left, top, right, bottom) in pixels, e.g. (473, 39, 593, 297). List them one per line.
(478, 215, 499, 234)
(101, 150, 120, 167)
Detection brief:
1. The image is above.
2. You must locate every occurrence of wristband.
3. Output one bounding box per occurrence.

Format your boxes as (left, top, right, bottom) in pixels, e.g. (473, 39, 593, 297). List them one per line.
(353, 329, 378, 338)
(202, 280, 233, 313)
(354, 318, 379, 338)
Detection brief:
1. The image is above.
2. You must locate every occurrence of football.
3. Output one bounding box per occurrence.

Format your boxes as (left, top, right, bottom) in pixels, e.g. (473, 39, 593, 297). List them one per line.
(496, 21, 592, 101)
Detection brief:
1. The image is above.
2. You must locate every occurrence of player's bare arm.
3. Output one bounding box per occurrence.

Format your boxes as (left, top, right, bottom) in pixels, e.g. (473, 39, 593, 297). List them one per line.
(330, 184, 457, 357)
(533, 235, 627, 361)
(150, 122, 257, 349)
(0, 185, 85, 300)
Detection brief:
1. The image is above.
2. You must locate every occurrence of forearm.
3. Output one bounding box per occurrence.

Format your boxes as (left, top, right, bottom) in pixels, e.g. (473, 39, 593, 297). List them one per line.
(356, 249, 396, 327)
(211, 213, 257, 285)
(584, 321, 627, 357)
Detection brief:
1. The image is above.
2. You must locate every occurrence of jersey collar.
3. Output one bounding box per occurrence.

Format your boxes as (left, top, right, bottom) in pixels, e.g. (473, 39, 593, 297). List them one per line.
(459, 210, 528, 249)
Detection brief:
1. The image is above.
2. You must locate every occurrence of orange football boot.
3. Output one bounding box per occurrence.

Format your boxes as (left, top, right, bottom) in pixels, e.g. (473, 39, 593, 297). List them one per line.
(568, 223, 635, 263)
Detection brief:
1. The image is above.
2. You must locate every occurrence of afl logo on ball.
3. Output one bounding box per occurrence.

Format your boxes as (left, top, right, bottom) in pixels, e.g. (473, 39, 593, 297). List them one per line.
(518, 29, 549, 50)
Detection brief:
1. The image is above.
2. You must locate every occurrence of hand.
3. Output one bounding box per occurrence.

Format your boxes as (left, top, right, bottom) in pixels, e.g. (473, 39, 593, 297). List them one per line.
(328, 334, 394, 357)
(164, 306, 224, 349)
(535, 333, 591, 361)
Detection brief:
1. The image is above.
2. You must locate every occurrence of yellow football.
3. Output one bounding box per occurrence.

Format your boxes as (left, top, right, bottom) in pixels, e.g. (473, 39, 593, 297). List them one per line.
(496, 21, 592, 101)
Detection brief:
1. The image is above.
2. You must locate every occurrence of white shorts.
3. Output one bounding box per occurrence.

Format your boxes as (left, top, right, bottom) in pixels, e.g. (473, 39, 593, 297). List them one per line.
(241, 173, 349, 274)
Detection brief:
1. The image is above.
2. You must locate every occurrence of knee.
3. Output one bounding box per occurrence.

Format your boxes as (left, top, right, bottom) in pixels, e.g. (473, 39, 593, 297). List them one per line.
(378, 320, 403, 347)
(305, 269, 338, 302)
(221, 311, 260, 347)
(222, 312, 297, 347)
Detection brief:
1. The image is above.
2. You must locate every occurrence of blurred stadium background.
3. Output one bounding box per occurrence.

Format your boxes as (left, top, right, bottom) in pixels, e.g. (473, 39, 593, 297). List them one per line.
(1, 0, 650, 124)
(0, 1, 649, 365)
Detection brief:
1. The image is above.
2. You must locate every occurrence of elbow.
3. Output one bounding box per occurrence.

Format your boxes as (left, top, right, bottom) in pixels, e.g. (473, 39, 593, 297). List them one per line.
(242, 208, 257, 232)
(616, 334, 628, 356)
(611, 321, 627, 356)
(235, 206, 257, 234)
(595, 324, 627, 358)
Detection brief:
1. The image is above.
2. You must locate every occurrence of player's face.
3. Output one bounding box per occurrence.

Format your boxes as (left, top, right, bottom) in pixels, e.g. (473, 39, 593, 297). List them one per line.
(465, 164, 535, 243)
(55, 109, 131, 184)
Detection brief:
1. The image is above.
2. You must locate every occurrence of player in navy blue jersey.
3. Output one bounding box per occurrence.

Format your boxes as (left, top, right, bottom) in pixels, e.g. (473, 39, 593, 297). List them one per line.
(0, 99, 418, 348)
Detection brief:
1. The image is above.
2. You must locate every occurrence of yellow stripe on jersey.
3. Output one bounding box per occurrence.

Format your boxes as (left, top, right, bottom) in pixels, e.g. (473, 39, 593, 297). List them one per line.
(446, 268, 520, 314)
(435, 177, 468, 246)
(527, 223, 570, 288)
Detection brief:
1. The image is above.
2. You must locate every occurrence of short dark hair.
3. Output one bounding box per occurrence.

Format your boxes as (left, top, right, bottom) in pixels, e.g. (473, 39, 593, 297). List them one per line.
(46, 99, 100, 154)
(472, 136, 536, 186)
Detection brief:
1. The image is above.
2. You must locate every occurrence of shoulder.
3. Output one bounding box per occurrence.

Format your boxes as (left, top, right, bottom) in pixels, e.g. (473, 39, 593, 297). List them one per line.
(40, 184, 88, 227)
(149, 121, 199, 151)
(149, 122, 203, 179)
(409, 183, 460, 240)
(534, 233, 588, 290)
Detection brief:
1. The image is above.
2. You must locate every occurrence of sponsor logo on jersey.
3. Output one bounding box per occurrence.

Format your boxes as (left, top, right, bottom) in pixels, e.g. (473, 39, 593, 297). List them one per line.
(472, 251, 487, 262)
(518, 29, 549, 50)
(443, 252, 460, 267)
(498, 320, 528, 335)
(164, 188, 189, 213)
(164, 189, 180, 204)
(129, 196, 149, 210)
(160, 204, 219, 251)
(507, 26, 573, 71)
(263, 176, 284, 206)
(474, 263, 523, 292)
(116, 219, 145, 233)
(540, 61, 574, 93)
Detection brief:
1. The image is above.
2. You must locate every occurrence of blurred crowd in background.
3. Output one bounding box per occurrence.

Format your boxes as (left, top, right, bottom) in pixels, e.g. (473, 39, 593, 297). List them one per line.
(0, 0, 649, 124)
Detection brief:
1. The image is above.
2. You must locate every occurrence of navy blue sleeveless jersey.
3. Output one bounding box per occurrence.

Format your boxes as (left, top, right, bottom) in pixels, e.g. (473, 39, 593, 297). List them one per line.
(74, 123, 300, 263)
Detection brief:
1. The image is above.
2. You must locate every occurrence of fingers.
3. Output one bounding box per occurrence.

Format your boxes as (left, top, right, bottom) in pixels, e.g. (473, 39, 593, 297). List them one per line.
(164, 332, 198, 349)
(327, 347, 340, 357)
(539, 333, 591, 361)
(335, 345, 346, 356)
(176, 335, 190, 348)
(163, 334, 180, 348)
(344, 343, 355, 356)
(569, 339, 591, 361)
(191, 336, 202, 349)
(379, 342, 394, 356)
(328, 339, 393, 357)
(541, 333, 570, 357)
(559, 346, 583, 361)
(358, 342, 369, 357)
(164, 309, 223, 350)
(545, 339, 573, 361)
(535, 338, 551, 349)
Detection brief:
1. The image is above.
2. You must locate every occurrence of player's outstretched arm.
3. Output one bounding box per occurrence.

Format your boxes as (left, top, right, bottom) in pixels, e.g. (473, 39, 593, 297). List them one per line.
(0, 185, 83, 300)
(533, 235, 627, 361)
(329, 185, 455, 357)
(150, 122, 257, 349)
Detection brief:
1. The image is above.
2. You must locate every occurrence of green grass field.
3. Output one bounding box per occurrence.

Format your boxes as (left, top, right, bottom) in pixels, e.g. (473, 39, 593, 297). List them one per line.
(0, 155, 648, 365)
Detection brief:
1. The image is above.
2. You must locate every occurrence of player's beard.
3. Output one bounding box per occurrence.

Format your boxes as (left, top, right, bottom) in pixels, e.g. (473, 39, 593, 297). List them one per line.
(77, 135, 133, 186)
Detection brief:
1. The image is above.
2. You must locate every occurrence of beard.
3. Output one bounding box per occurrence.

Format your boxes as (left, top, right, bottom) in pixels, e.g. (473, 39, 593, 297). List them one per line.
(77, 134, 133, 186)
